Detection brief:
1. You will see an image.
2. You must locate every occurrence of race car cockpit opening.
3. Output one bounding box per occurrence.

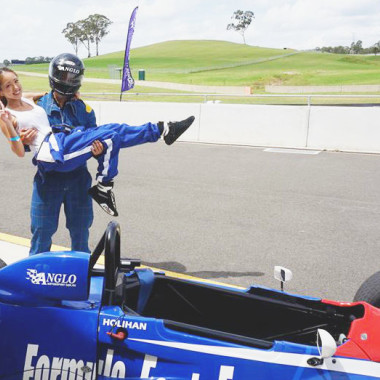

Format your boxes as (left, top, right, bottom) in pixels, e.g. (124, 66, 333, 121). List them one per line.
(96, 222, 364, 348)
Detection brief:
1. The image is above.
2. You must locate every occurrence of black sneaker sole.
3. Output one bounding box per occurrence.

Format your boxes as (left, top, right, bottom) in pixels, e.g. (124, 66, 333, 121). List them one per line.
(97, 203, 119, 217)
(164, 116, 195, 145)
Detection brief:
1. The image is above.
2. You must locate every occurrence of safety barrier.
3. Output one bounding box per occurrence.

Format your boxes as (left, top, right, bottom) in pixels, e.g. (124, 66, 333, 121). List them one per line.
(88, 101, 380, 154)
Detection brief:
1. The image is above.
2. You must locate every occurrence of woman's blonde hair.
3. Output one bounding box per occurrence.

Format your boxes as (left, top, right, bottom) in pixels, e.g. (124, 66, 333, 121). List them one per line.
(0, 68, 17, 106)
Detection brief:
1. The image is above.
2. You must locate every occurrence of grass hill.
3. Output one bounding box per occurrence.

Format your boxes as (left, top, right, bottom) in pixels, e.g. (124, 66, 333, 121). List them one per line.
(15, 40, 380, 89)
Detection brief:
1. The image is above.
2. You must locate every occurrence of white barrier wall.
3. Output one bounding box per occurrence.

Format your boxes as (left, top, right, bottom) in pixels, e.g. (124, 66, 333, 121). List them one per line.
(307, 106, 380, 153)
(198, 104, 309, 147)
(88, 101, 380, 154)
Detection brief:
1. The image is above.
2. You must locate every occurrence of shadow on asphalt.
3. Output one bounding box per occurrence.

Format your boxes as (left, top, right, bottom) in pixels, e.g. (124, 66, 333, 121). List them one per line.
(143, 261, 265, 279)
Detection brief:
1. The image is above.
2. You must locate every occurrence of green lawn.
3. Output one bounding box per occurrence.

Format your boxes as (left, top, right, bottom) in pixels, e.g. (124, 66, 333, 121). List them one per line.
(17, 40, 380, 89)
(14, 40, 380, 104)
(20, 73, 380, 105)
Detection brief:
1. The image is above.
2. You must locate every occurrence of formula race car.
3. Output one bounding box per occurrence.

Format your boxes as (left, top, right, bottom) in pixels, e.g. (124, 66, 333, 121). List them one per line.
(0, 221, 379, 379)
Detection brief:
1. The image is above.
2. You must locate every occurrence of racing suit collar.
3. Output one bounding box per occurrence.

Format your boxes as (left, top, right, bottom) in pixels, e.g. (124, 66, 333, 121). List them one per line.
(45, 91, 77, 117)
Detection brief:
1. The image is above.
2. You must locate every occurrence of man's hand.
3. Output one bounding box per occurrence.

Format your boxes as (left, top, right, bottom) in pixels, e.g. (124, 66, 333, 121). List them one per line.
(24, 93, 47, 102)
(32, 93, 47, 102)
(91, 140, 104, 157)
(19, 128, 38, 145)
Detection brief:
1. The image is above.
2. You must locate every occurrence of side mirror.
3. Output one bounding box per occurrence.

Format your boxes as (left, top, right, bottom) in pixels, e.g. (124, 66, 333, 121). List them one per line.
(274, 266, 293, 291)
(307, 329, 337, 367)
(317, 329, 337, 359)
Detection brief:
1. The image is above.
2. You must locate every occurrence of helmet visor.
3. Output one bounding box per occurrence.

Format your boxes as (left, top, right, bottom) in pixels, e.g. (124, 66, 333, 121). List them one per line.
(51, 70, 83, 86)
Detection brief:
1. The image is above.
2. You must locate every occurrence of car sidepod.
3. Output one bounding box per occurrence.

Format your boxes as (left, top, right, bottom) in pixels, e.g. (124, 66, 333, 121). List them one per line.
(0, 252, 99, 380)
(97, 305, 380, 380)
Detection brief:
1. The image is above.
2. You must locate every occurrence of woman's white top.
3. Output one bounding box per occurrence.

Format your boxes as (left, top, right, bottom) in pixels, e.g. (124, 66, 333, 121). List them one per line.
(7, 97, 52, 155)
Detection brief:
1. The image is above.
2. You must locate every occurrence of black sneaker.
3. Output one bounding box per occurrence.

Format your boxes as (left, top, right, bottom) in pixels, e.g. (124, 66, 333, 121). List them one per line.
(88, 185, 119, 216)
(163, 116, 195, 145)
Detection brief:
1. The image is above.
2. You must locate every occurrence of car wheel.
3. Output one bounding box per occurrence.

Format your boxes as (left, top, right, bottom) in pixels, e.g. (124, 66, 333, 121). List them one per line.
(353, 271, 380, 307)
(0, 258, 7, 269)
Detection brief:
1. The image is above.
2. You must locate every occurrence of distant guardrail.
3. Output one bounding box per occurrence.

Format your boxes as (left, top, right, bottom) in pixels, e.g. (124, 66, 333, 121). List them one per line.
(266, 84, 380, 93)
(82, 92, 380, 106)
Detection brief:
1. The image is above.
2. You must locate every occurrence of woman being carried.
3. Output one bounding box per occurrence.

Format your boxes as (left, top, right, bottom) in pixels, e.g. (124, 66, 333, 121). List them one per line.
(0, 68, 194, 216)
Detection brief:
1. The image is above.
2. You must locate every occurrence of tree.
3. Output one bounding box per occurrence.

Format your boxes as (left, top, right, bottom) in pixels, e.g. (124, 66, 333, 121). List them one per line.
(62, 22, 82, 55)
(227, 10, 254, 44)
(76, 19, 94, 58)
(62, 14, 112, 57)
(2, 60, 10, 67)
(316, 40, 379, 55)
(84, 14, 112, 56)
(371, 41, 380, 55)
(350, 40, 363, 54)
(25, 56, 52, 64)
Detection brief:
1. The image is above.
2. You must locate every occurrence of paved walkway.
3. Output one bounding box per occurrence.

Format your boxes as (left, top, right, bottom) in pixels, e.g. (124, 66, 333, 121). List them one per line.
(0, 232, 234, 289)
(0, 232, 67, 265)
(3, 138, 380, 302)
(18, 70, 380, 95)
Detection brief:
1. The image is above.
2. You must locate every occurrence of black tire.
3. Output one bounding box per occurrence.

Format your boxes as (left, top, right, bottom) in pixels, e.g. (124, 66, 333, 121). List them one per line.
(0, 258, 7, 269)
(353, 271, 380, 307)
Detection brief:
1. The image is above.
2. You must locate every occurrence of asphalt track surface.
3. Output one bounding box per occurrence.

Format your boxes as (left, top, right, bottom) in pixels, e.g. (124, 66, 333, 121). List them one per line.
(1, 136, 380, 303)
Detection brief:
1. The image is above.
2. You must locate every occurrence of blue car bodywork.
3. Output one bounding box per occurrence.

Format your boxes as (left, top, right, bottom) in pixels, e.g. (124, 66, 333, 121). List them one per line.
(0, 221, 379, 379)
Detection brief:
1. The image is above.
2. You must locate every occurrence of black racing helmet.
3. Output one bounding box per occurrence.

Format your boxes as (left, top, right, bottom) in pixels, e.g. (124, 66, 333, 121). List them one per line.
(49, 53, 85, 96)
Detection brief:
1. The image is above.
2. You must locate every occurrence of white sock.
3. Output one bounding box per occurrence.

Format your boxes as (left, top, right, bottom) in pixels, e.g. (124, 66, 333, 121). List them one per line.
(162, 122, 170, 137)
(97, 182, 112, 192)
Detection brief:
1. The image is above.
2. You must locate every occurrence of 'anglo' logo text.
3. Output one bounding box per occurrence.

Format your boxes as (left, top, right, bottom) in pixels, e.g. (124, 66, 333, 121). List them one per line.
(57, 65, 80, 74)
(26, 269, 77, 287)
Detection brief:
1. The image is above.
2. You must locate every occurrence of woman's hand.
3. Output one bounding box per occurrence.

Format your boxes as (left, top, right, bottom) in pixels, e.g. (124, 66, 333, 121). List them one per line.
(91, 140, 104, 157)
(0, 100, 6, 119)
(0, 102, 15, 128)
(0, 109, 14, 128)
(19, 128, 38, 145)
(0, 105, 25, 158)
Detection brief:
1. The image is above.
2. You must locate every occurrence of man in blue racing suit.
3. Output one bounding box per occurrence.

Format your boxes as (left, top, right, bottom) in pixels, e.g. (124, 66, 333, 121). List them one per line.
(23, 53, 193, 256)
(26, 53, 98, 256)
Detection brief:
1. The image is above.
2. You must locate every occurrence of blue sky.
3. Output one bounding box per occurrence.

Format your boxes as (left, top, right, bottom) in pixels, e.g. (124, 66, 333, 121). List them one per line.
(1, 0, 380, 62)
